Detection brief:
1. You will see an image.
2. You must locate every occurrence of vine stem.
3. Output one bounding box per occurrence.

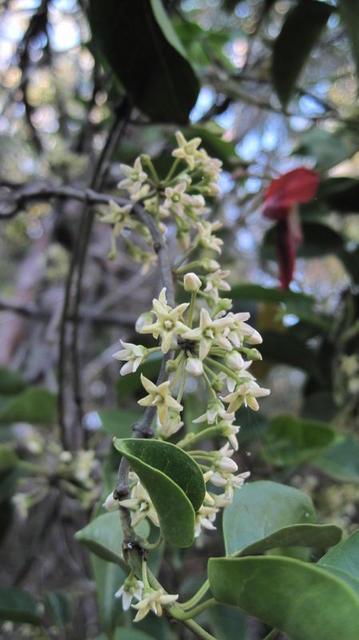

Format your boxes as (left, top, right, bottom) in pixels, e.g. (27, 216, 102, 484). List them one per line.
(263, 630, 279, 640)
(181, 618, 218, 640)
(179, 578, 210, 610)
(169, 598, 216, 621)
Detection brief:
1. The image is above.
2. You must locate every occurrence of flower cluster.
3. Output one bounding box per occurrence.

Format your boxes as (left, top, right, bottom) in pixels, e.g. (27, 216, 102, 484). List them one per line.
(104, 133, 270, 621)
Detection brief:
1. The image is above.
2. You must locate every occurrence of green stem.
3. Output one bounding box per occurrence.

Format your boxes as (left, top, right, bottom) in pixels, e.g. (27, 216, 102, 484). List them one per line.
(142, 558, 150, 590)
(202, 369, 218, 401)
(177, 426, 224, 449)
(179, 579, 210, 610)
(177, 370, 187, 404)
(206, 357, 242, 383)
(170, 598, 216, 621)
(181, 618, 218, 640)
(170, 354, 185, 391)
(263, 630, 279, 640)
(173, 244, 198, 270)
(188, 291, 196, 327)
(164, 158, 180, 183)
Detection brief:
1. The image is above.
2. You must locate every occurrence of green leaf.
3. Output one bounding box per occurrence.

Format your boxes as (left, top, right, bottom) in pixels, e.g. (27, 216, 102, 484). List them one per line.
(0, 587, 43, 625)
(319, 529, 359, 595)
(208, 556, 359, 640)
(75, 512, 149, 564)
(237, 523, 342, 556)
(319, 177, 359, 213)
(230, 284, 315, 318)
(0, 367, 27, 395)
(99, 408, 140, 439)
(272, 0, 333, 108)
(261, 415, 338, 466)
(314, 436, 359, 483)
(88, 0, 199, 123)
(223, 481, 315, 556)
(114, 438, 205, 547)
(116, 355, 162, 403)
(0, 388, 56, 425)
(209, 604, 248, 640)
(294, 129, 359, 171)
(339, 0, 359, 77)
(0, 445, 18, 472)
(91, 555, 125, 633)
(114, 630, 157, 640)
(260, 330, 322, 379)
(44, 592, 71, 628)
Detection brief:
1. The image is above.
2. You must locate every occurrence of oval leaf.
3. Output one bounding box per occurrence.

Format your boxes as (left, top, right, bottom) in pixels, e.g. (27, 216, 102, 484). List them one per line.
(223, 481, 315, 555)
(261, 415, 338, 466)
(75, 512, 149, 564)
(88, 0, 199, 123)
(0, 587, 43, 625)
(0, 388, 56, 425)
(314, 436, 359, 483)
(114, 438, 205, 547)
(208, 556, 359, 640)
(237, 523, 342, 556)
(319, 529, 359, 590)
(272, 0, 333, 108)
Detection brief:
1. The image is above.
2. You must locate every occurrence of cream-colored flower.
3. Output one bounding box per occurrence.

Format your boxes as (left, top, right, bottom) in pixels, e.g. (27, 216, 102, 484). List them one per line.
(185, 356, 204, 377)
(204, 269, 230, 301)
(133, 587, 178, 621)
(184, 272, 201, 292)
(225, 312, 263, 348)
(119, 481, 159, 528)
(196, 221, 223, 254)
(138, 288, 188, 353)
(193, 403, 234, 425)
(118, 157, 148, 194)
(113, 341, 148, 375)
(138, 374, 183, 425)
(172, 131, 202, 170)
(115, 574, 143, 611)
(157, 410, 183, 439)
(103, 492, 118, 511)
(182, 308, 232, 360)
(222, 379, 270, 413)
(100, 200, 132, 231)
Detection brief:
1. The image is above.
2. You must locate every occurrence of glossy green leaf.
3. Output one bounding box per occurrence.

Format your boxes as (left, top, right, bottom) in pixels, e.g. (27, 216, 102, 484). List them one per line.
(272, 0, 333, 108)
(223, 481, 315, 556)
(339, 0, 359, 77)
(314, 436, 359, 483)
(319, 529, 359, 587)
(209, 604, 248, 640)
(75, 512, 149, 564)
(208, 556, 359, 640)
(88, 0, 199, 123)
(0, 367, 27, 395)
(99, 408, 140, 439)
(114, 438, 205, 547)
(261, 415, 338, 466)
(237, 523, 342, 556)
(0, 388, 56, 425)
(0, 587, 43, 625)
(230, 283, 315, 317)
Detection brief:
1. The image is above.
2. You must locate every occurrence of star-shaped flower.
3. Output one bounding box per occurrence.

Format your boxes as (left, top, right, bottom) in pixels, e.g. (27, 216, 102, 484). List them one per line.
(133, 587, 178, 621)
(138, 288, 188, 353)
(172, 131, 202, 170)
(138, 374, 183, 425)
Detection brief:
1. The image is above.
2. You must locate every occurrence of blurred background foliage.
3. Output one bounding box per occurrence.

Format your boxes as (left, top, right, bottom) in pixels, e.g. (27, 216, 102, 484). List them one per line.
(0, 0, 358, 638)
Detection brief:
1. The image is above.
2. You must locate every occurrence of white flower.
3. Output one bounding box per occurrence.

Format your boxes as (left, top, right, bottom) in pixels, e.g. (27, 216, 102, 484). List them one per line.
(115, 574, 144, 611)
(103, 492, 118, 511)
(225, 312, 263, 348)
(172, 131, 202, 170)
(196, 221, 223, 254)
(222, 379, 270, 413)
(118, 157, 148, 194)
(100, 200, 133, 231)
(185, 357, 204, 377)
(193, 403, 234, 426)
(195, 503, 219, 537)
(182, 308, 232, 360)
(133, 587, 178, 621)
(138, 288, 188, 353)
(157, 410, 183, 439)
(113, 341, 148, 375)
(138, 374, 183, 426)
(184, 272, 201, 292)
(215, 442, 238, 473)
(204, 269, 230, 302)
(119, 481, 160, 528)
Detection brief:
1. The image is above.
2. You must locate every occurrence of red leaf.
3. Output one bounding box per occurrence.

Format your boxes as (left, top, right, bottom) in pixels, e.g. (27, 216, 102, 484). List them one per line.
(263, 167, 319, 221)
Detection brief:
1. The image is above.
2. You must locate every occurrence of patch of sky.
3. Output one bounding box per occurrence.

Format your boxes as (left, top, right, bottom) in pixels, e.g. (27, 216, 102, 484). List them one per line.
(190, 86, 215, 122)
(235, 131, 261, 162)
(235, 1, 250, 18)
(262, 129, 278, 152)
(219, 171, 234, 194)
(290, 116, 311, 132)
(48, 16, 80, 52)
(215, 105, 236, 129)
(299, 95, 325, 115)
(245, 177, 262, 194)
(283, 314, 299, 327)
(237, 228, 255, 252)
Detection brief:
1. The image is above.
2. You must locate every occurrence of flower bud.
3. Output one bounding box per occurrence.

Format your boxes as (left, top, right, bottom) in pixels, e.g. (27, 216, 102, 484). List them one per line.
(200, 258, 220, 272)
(226, 351, 245, 370)
(241, 347, 262, 361)
(103, 492, 118, 511)
(184, 272, 201, 292)
(186, 357, 204, 377)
